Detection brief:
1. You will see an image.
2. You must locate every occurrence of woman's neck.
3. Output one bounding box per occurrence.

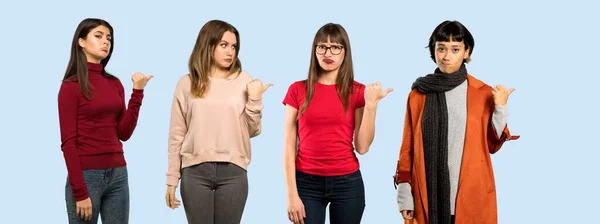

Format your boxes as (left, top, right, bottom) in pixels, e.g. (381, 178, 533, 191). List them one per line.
(210, 66, 229, 79)
(318, 70, 338, 85)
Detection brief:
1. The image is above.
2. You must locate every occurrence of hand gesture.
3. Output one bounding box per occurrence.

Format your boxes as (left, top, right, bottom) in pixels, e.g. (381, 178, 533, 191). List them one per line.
(364, 81, 393, 105)
(491, 84, 515, 106)
(132, 72, 154, 90)
(247, 78, 272, 100)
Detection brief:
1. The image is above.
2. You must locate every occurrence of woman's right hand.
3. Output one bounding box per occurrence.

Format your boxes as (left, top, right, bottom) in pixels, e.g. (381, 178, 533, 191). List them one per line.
(165, 185, 181, 209)
(401, 210, 414, 220)
(76, 197, 93, 221)
(287, 195, 306, 224)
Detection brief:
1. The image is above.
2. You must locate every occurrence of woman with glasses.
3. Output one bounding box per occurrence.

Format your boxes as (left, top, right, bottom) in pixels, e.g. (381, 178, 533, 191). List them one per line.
(282, 23, 392, 224)
(393, 20, 519, 224)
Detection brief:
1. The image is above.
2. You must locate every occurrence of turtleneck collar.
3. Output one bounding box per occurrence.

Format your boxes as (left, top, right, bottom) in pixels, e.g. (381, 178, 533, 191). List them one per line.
(87, 62, 103, 75)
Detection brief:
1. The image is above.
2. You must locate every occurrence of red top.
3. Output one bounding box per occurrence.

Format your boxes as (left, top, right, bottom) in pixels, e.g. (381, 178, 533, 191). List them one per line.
(58, 62, 144, 201)
(283, 80, 365, 176)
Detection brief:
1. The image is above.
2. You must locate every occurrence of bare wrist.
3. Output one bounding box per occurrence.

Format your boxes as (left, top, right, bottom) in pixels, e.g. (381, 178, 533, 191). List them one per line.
(248, 95, 262, 101)
(286, 190, 299, 198)
(365, 102, 378, 109)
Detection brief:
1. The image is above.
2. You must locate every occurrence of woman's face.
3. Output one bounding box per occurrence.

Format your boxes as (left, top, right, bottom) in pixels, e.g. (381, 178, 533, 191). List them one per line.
(434, 39, 469, 74)
(79, 25, 112, 63)
(315, 38, 345, 73)
(212, 31, 237, 70)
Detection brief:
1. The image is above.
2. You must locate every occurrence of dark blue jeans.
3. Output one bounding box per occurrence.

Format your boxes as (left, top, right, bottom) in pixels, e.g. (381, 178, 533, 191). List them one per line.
(65, 166, 129, 224)
(296, 170, 366, 224)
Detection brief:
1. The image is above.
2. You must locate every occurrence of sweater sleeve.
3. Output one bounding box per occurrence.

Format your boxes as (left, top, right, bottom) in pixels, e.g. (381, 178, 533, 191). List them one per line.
(486, 94, 519, 154)
(58, 82, 88, 201)
(396, 182, 415, 211)
(166, 79, 188, 187)
(116, 79, 144, 141)
(244, 74, 263, 138)
(492, 105, 508, 138)
(244, 97, 263, 138)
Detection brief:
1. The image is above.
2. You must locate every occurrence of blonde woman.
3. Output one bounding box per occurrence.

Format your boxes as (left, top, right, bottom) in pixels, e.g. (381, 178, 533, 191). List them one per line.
(164, 20, 271, 224)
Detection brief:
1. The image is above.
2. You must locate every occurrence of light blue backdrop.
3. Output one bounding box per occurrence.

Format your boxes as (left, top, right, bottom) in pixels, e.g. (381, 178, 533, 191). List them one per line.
(0, 0, 597, 223)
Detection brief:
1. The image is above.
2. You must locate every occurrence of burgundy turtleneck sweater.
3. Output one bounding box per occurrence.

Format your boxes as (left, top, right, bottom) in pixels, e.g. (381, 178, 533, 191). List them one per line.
(58, 62, 144, 201)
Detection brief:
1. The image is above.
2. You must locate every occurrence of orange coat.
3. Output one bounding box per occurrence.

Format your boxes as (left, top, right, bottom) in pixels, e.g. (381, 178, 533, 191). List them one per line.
(393, 75, 519, 224)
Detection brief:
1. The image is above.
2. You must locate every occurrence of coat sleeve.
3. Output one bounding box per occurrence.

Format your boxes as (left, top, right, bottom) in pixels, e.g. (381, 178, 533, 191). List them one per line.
(485, 91, 519, 154)
(394, 93, 415, 186)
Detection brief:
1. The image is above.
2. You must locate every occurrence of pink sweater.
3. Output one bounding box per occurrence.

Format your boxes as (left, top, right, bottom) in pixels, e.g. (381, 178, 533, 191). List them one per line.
(166, 72, 263, 186)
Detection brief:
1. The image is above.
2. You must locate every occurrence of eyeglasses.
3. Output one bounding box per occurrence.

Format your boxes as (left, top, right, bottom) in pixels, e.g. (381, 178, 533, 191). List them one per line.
(315, 45, 344, 55)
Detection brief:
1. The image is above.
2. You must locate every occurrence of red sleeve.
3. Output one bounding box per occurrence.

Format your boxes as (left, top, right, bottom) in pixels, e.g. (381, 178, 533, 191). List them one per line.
(58, 82, 88, 201)
(282, 82, 300, 109)
(115, 79, 144, 141)
(355, 84, 366, 109)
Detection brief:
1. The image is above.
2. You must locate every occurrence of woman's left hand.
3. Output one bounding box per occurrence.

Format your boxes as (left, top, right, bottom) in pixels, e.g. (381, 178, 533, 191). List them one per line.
(132, 72, 154, 90)
(247, 78, 272, 100)
(364, 81, 393, 106)
(492, 84, 515, 106)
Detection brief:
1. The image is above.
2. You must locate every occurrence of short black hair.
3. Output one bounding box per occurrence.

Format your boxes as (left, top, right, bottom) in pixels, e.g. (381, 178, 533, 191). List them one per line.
(428, 20, 475, 63)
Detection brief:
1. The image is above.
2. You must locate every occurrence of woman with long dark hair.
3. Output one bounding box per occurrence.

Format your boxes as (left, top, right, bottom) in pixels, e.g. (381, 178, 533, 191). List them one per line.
(283, 23, 392, 224)
(58, 18, 152, 224)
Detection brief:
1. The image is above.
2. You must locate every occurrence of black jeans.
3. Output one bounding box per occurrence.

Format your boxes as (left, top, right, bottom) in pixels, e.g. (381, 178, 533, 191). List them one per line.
(180, 162, 248, 224)
(296, 170, 366, 224)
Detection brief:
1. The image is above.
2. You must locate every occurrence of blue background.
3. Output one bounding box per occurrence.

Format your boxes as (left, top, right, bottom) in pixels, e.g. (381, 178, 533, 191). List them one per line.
(0, 0, 597, 223)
